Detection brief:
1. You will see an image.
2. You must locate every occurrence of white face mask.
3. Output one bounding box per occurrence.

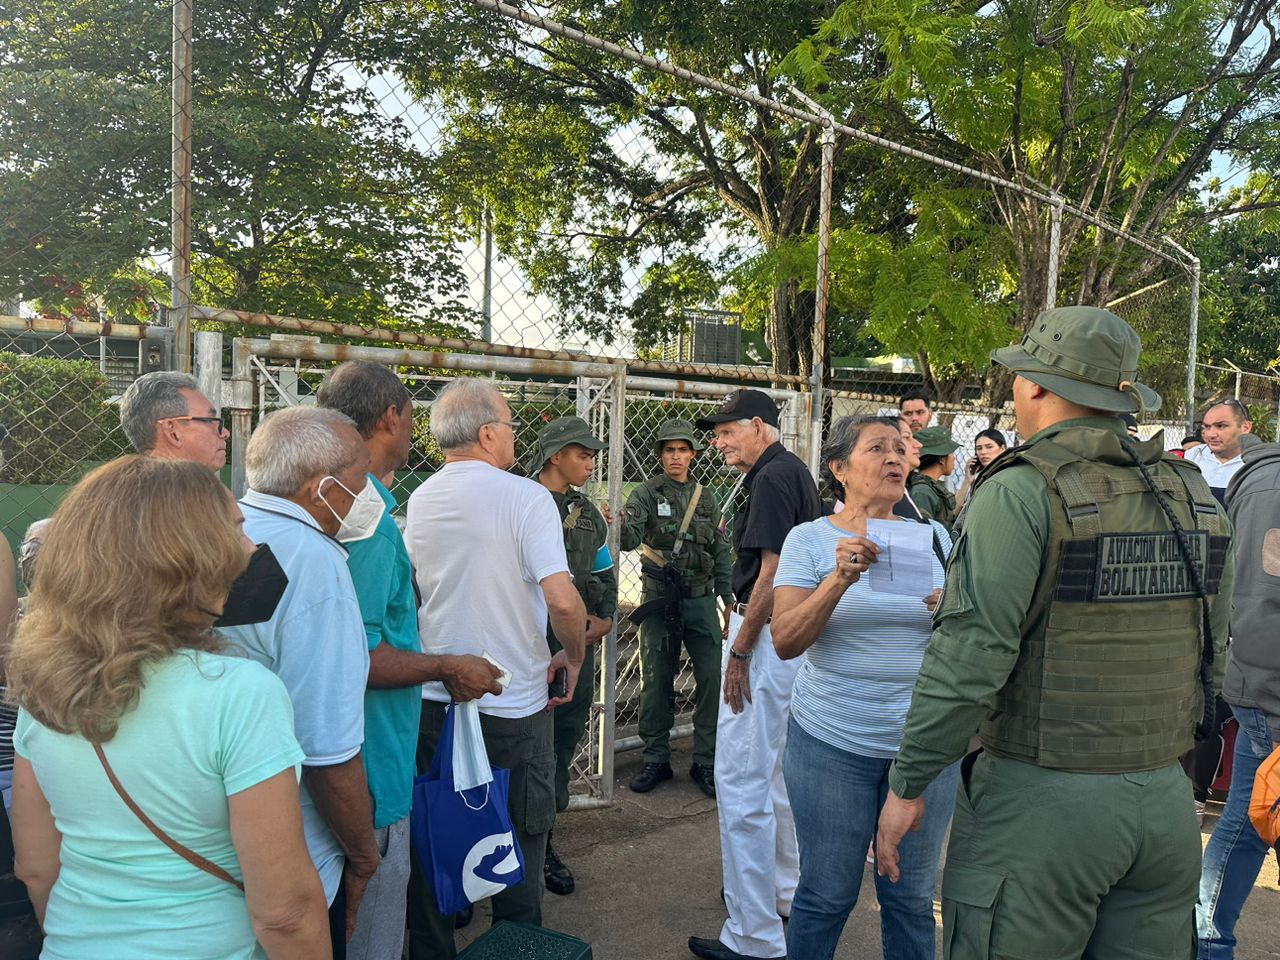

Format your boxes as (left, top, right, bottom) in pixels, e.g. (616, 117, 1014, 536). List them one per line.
(318, 475, 385, 543)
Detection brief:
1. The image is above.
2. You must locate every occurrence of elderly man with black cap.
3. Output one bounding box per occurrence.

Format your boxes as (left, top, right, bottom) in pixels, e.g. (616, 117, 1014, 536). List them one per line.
(876, 307, 1235, 959)
(688, 390, 821, 960)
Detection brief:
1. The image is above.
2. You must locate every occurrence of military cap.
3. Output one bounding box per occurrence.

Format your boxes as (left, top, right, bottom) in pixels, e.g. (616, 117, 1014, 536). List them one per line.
(914, 425, 960, 457)
(654, 418, 704, 451)
(535, 416, 604, 466)
(695, 389, 780, 430)
(992, 306, 1161, 414)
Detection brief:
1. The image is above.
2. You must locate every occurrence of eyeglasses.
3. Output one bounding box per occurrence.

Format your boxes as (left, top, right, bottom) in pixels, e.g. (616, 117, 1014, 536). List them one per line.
(483, 418, 519, 431)
(160, 416, 224, 427)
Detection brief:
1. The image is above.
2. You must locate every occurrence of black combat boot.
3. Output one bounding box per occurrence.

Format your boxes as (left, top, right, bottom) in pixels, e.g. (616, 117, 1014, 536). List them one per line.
(689, 763, 716, 798)
(629, 761, 674, 793)
(544, 830, 575, 895)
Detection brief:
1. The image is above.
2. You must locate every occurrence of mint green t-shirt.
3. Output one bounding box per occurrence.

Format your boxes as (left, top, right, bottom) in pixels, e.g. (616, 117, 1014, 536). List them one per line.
(346, 474, 421, 828)
(14, 651, 305, 960)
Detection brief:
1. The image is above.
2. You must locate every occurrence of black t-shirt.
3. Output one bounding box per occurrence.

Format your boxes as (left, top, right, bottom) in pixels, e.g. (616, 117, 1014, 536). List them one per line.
(732, 442, 821, 602)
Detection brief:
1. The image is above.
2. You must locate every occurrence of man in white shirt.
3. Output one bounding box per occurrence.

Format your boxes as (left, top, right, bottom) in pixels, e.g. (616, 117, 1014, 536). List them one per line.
(1185, 399, 1253, 503)
(403, 378, 587, 959)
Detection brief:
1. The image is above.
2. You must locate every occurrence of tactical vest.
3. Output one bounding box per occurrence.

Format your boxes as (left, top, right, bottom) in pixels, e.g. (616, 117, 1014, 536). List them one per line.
(556, 491, 604, 606)
(909, 474, 957, 527)
(978, 428, 1229, 773)
(642, 476, 720, 593)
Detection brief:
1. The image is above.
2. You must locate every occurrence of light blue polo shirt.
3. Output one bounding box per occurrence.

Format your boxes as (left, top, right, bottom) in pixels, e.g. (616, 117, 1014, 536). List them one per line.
(218, 490, 369, 905)
(344, 475, 420, 829)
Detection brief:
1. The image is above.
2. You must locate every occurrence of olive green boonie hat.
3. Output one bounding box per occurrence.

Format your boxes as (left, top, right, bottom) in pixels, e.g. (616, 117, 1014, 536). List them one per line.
(654, 418, 704, 452)
(992, 306, 1161, 414)
(914, 425, 960, 457)
(535, 416, 604, 467)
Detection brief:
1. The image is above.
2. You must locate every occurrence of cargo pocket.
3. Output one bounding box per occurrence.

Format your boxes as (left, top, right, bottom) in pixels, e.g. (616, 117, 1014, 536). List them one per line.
(523, 748, 557, 837)
(942, 864, 1006, 960)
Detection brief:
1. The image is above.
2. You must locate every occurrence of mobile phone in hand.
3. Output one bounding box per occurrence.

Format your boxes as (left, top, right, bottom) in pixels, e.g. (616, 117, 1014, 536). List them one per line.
(549, 667, 568, 700)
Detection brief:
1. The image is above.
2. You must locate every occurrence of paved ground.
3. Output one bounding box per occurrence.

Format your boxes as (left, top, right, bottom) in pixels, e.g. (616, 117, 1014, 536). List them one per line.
(455, 739, 1280, 959)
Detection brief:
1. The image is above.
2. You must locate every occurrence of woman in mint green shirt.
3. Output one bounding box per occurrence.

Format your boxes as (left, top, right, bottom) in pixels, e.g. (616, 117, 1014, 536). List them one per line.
(7, 456, 329, 959)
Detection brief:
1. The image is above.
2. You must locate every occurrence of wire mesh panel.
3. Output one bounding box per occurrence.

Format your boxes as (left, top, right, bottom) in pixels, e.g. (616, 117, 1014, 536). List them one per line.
(0, 321, 172, 562)
(236, 338, 624, 805)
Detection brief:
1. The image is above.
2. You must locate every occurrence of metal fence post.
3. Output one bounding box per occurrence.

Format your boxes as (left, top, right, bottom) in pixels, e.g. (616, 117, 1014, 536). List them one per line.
(194, 330, 222, 412)
(600, 360, 627, 803)
(1162, 237, 1201, 432)
(1045, 194, 1063, 311)
(170, 0, 194, 372)
(229, 337, 252, 496)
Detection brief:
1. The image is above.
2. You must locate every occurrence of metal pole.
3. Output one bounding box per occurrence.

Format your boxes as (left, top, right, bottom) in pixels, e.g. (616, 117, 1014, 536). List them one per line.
(194, 330, 222, 412)
(1162, 237, 1201, 433)
(1186, 259, 1201, 434)
(170, 0, 194, 372)
(481, 205, 494, 343)
(812, 120, 835, 477)
(600, 361, 627, 804)
(1045, 194, 1063, 311)
(229, 338, 252, 497)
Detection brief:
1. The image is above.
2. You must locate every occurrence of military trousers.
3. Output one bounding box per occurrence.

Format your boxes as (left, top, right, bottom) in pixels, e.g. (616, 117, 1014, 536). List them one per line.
(551, 640, 597, 812)
(637, 592, 721, 769)
(941, 749, 1201, 960)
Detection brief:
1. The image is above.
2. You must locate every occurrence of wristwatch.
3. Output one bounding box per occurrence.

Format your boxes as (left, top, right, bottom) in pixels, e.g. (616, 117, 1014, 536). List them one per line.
(728, 647, 753, 662)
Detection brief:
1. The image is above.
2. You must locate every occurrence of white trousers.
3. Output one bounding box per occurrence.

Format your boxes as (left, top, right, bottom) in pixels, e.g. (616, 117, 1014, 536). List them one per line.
(715, 614, 800, 958)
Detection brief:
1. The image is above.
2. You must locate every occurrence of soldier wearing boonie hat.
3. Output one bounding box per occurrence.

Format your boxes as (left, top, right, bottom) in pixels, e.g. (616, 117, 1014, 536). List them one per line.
(908, 425, 961, 530)
(876, 306, 1235, 959)
(533, 416, 617, 897)
(619, 418, 731, 800)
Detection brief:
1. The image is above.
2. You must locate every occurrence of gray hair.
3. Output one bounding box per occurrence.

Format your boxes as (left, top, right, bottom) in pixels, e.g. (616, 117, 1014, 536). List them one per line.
(430, 378, 507, 452)
(821, 416, 900, 499)
(315, 361, 411, 438)
(246, 407, 362, 496)
(119, 371, 201, 453)
(726, 417, 780, 443)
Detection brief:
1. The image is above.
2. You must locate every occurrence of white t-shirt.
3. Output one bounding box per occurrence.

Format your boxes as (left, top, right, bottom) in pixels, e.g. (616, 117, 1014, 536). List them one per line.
(405, 460, 569, 718)
(1184, 443, 1245, 496)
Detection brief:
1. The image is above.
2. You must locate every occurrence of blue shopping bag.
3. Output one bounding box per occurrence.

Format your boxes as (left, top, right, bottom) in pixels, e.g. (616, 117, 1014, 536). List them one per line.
(410, 702, 526, 915)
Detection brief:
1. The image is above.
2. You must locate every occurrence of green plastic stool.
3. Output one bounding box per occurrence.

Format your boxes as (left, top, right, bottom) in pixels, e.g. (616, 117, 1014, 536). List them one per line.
(457, 920, 592, 959)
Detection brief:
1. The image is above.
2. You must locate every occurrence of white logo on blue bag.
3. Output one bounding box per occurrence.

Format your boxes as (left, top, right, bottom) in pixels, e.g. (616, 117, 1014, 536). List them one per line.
(461, 831, 521, 902)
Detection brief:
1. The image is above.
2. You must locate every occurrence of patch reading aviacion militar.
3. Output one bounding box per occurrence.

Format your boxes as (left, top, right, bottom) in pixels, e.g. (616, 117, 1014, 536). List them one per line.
(1055, 531, 1228, 603)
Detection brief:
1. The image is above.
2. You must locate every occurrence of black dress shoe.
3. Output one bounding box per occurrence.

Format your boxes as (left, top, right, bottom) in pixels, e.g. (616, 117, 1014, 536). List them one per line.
(544, 838, 575, 896)
(453, 903, 473, 930)
(688, 935, 784, 960)
(629, 761, 674, 793)
(689, 763, 716, 798)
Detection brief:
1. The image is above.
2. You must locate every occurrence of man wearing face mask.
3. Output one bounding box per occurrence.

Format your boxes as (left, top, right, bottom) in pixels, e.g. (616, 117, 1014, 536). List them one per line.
(217, 406, 382, 958)
(316, 362, 503, 959)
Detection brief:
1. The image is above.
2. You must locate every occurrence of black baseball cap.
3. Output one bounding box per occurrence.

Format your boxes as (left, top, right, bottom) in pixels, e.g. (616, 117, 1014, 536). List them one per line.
(695, 389, 780, 430)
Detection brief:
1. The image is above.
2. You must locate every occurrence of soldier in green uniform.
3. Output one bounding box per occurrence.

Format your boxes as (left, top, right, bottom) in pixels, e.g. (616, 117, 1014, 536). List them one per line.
(620, 418, 732, 798)
(876, 307, 1235, 960)
(534, 416, 618, 896)
(907, 425, 960, 530)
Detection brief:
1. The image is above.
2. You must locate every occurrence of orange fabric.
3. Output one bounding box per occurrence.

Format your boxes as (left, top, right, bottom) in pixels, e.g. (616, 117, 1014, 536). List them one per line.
(1250, 744, 1280, 847)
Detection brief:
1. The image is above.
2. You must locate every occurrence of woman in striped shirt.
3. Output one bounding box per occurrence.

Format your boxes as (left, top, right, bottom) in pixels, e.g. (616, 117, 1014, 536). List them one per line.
(772, 416, 960, 960)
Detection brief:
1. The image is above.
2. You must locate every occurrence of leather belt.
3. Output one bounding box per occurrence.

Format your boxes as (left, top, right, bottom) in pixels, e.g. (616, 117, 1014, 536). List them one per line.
(731, 602, 770, 624)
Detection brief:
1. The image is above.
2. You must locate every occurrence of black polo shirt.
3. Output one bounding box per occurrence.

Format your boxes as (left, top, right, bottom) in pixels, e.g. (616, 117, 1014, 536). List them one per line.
(732, 442, 821, 602)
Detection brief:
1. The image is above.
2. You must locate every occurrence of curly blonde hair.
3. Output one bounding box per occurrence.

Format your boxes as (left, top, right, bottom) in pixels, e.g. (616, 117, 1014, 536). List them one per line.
(7, 456, 248, 741)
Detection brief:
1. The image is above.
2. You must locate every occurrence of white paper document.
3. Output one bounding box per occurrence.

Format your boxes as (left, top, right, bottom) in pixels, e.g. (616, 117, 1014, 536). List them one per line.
(865, 518, 934, 596)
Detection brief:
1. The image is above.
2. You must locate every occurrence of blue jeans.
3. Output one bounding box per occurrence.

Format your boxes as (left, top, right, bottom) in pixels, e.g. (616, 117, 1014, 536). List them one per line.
(782, 718, 960, 960)
(1196, 704, 1276, 959)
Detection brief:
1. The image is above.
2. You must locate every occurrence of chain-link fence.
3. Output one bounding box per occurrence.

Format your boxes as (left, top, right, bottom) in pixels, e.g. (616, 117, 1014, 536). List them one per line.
(0, 318, 173, 566)
(227, 333, 810, 806)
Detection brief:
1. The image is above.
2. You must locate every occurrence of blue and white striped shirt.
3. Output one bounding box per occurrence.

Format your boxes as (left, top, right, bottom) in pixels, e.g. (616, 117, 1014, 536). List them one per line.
(775, 516, 951, 758)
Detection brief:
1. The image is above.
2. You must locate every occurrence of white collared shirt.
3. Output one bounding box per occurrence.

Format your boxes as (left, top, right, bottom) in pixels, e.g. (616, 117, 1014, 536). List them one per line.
(1184, 443, 1245, 493)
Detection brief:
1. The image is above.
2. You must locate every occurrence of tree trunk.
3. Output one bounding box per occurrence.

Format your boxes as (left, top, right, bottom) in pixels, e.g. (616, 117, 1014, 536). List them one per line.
(768, 277, 814, 380)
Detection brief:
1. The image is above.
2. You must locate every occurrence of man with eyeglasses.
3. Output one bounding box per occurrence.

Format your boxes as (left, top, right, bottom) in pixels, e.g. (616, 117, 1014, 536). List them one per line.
(1186, 399, 1253, 504)
(403, 378, 586, 959)
(118, 371, 228, 471)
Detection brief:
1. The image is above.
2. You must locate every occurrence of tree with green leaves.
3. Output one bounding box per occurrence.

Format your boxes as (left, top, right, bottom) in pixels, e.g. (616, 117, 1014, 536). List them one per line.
(789, 0, 1280, 405)
(0, 0, 470, 333)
